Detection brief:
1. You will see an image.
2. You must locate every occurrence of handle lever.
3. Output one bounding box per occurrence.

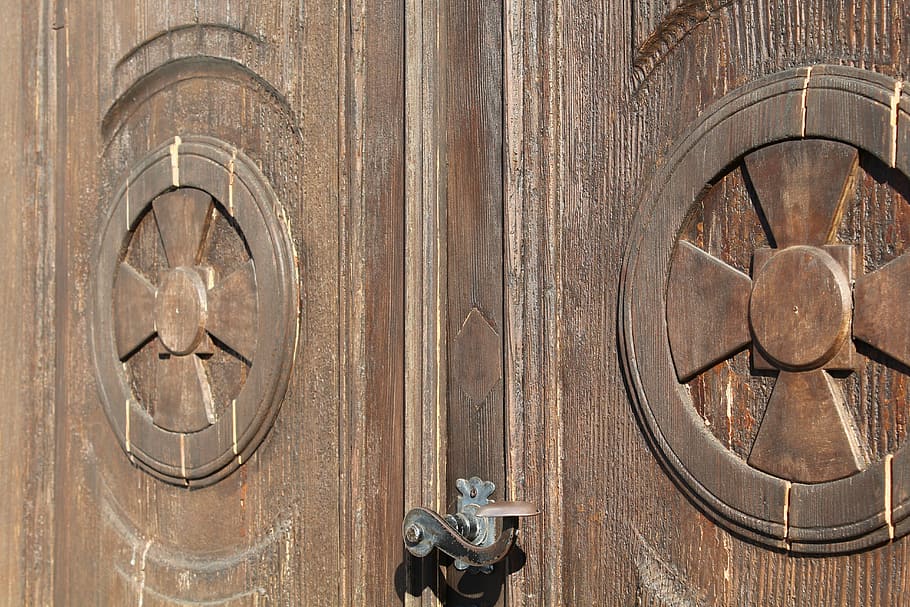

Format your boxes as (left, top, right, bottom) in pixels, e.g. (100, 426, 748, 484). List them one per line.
(402, 477, 538, 572)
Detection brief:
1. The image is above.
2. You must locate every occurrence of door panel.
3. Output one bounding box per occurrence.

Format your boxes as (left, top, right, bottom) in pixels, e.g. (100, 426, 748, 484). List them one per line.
(500, 3, 564, 604)
(443, 2, 508, 604)
(8, 0, 910, 605)
(343, 0, 406, 602)
(500, 1, 910, 604)
(0, 2, 57, 605)
(54, 1, 403, 605)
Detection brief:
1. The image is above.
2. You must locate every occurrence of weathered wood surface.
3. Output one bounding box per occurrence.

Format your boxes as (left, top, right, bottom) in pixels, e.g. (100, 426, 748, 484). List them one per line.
(503, 0, 910, 604)
(666, 240, 752, 382)
(0, 1, 57, 605)
(342, 0, 406, 603)
(502, 2, 564, 604)
(403, 0, 447, 604)
(443, 1, 508, 605)
(53, 1, 403, 605)
(748, 369, 864, 483)
(444, 0, 506, 504)
(10, 0, 910, 603)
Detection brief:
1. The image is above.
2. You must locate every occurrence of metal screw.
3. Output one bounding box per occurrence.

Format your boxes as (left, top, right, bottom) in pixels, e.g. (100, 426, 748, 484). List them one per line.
(404, 524, 423, 544)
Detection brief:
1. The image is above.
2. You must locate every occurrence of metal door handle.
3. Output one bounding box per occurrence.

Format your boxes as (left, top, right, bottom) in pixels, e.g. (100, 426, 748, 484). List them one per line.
(402, 477, 538, 571)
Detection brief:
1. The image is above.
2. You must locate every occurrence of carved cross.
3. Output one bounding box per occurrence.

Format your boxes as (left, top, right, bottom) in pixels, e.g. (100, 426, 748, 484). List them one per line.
(113, 188, 258, 433)
(668, 139, 910, 484)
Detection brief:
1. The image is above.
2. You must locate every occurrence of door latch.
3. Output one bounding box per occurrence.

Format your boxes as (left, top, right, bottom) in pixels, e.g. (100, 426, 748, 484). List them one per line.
(402, 477, 538, 572)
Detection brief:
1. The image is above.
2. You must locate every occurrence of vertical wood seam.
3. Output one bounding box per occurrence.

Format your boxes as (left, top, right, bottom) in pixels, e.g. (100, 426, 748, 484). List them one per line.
(548, 0, 566, 602)
(50, 0, 66, 602)
(800, 65, 812, 138)
(885, 453, 894, 540)
(503, 0, 565, 603)
(337, 0, 352, 603)
(405, 0, 446, 603)
(890, 79, 902, 167)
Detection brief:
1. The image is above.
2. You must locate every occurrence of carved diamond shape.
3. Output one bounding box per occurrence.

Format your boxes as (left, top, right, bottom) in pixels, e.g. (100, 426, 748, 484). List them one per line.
(451, 307, 502, 402)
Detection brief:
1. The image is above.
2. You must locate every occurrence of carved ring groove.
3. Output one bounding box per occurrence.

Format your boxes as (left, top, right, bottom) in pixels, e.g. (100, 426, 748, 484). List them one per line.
(621, 65, 910, 553)
(91, 135, 298, 487)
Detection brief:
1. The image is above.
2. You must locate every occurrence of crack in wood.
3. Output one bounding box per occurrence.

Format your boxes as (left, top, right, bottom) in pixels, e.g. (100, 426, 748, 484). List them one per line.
(891, 80, 903, 167)
(886, 453, 894, 540)
(169, 135, 181, 187)
(783, 480, 791, 546)
(800, 66, 812, 138)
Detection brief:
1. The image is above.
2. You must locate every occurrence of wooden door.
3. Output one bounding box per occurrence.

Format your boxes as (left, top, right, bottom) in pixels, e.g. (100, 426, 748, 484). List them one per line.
(494, 1, 910, 605)
(2, 0, 406, 605)
(7, 1, 910, 606)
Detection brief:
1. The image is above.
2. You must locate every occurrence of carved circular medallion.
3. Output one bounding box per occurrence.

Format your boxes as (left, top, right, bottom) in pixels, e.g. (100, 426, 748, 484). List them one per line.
(91, 135, 298, 486)
(749, 246, 852, 370)
(621, 66, 910, 553)
(155, 267, 209, 356)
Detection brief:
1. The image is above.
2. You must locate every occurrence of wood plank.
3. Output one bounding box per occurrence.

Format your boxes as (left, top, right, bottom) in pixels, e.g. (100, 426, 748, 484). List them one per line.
(503, 2, 566, 603)
(54, 1, 354, 604)
(444, 0, 507, 604)
(341, 0, 407, 603)
(404, 0, 446, 604)
(0, 1, 57, 605)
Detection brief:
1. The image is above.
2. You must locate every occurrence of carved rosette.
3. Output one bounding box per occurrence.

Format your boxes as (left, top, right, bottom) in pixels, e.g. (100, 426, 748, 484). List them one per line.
(621, 66, 910, 553)
(91, 135, 298, 486)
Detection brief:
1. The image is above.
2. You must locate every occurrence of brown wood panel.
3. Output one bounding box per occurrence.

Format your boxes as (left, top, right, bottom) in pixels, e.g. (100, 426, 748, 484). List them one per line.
(444, 0, 506, 491)
(341, 0, 406, 603)
(18, 0, 910, 602)
(502, 1, 564, 604)
(503, 0, 910, 604)
(52, 0, 403, 605)
(403, 1, 447, 604)
(0, 1, 57, 605)
(55, 2, 338, 603)
(444, 0, 507, 604)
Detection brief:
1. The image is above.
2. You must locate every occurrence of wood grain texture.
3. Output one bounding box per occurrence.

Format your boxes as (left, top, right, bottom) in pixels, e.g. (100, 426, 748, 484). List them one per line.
(341, 0, 406, 603)
(20, 0, 910, 603)
(500, 0, 910, 604)
(855, 251, 910, 369)
(666, 240, 752, 382)
(53, 0, 403, 605)
(152, 188, 214, 267)
(152, 353, 214, 433)
(0, 1, 57, 605)
(57, 0, 335, 601)
(743, 140, 858, 248)
(206, 261, 258, 362)
(749, 246, 852, 371)
(404, 0, 446, 604)
(444, 1, 508, 604)
(444, 0, 506, 486)
(748, 369, 864, 483)
(633, 0, 738, 84)
(503, 1, 565, 605)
